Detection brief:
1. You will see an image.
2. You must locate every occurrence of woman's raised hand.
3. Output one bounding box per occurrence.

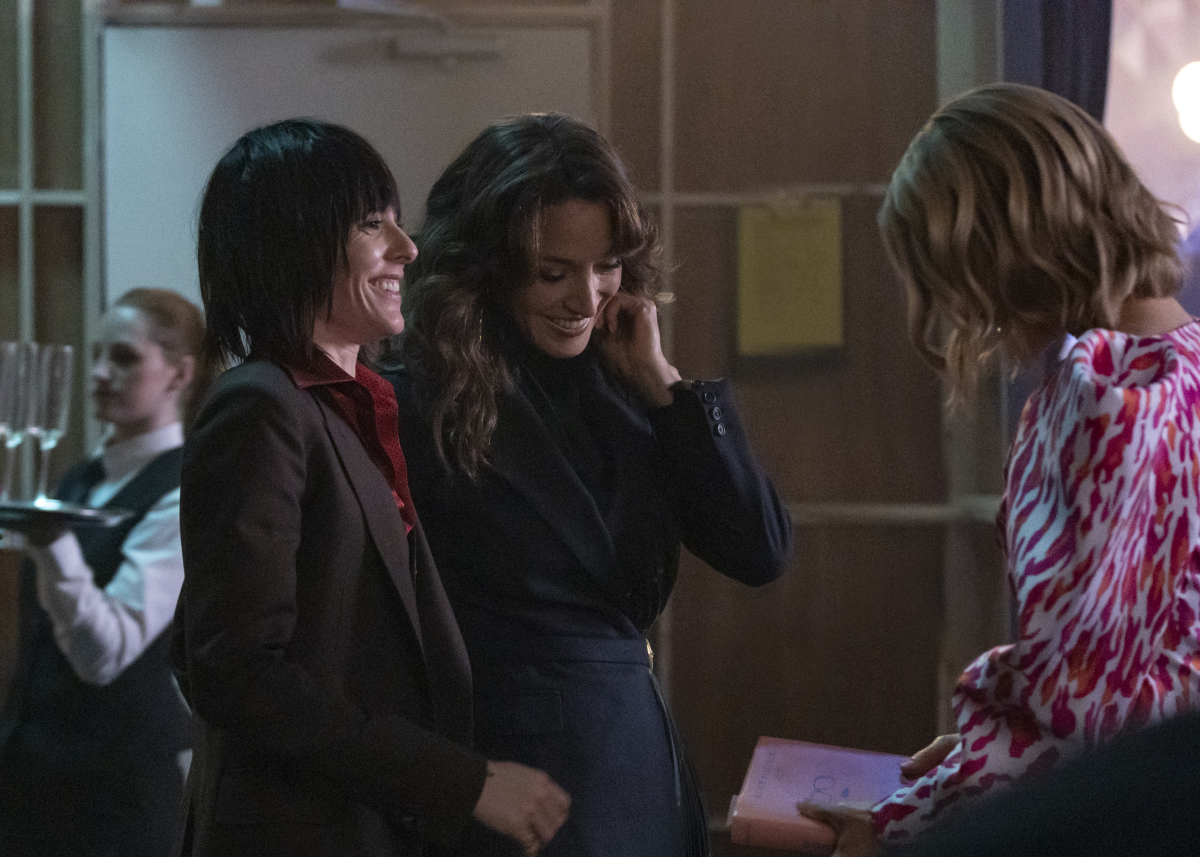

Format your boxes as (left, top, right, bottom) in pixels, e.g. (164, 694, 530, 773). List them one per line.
(594, 291, 681, 407)
(472, 760, 571, 855)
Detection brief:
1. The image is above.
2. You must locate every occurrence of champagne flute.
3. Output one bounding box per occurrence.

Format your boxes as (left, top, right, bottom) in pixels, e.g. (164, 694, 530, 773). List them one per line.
(0, 342, 36, 503)
(30, 344, 73, 504)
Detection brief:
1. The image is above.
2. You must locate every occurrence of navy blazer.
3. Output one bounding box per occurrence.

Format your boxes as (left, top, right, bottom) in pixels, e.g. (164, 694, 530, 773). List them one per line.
(392, 357, 792, 856)
(173, 360, 487, 857)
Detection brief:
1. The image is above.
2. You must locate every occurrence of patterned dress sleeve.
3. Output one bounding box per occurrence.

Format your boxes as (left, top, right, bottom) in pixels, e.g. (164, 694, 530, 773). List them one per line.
(873, 321, 1200, 843)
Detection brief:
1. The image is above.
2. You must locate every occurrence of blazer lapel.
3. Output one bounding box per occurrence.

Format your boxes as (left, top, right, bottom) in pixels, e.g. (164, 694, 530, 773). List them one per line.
(310, 393, 423, 647)
(489, 385, 622, 603)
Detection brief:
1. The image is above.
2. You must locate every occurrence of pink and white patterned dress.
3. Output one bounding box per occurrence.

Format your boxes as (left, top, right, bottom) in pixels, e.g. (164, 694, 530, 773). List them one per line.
(875, 319, 1200, 842)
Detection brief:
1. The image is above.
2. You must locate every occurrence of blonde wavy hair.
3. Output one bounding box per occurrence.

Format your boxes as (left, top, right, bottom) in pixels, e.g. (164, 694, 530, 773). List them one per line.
(879, 82, 1183, 399)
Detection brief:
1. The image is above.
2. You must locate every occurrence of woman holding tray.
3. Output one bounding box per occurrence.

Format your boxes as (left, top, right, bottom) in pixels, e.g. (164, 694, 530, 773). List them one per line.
(0, 287, 208, 856)
(802, 83, 1200, 854)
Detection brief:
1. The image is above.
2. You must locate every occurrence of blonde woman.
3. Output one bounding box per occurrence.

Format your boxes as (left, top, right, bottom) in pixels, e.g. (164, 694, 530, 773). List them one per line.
(804, 83, 1200, 854)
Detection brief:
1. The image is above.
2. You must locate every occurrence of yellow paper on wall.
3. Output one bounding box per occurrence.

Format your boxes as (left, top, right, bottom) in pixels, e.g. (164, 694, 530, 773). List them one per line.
(737, 198, 843, 355)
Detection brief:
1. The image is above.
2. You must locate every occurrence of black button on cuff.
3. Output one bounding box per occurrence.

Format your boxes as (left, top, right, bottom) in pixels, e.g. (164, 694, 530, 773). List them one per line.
(710, 406, 722, 420)
(714, 423, 726, 436)
(702, 391, 716, 403)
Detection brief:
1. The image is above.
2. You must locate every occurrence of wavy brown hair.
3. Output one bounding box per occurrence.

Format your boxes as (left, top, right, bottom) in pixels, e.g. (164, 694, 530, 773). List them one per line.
(401, 113, 662, 476)
(879, 83, 1183, 399)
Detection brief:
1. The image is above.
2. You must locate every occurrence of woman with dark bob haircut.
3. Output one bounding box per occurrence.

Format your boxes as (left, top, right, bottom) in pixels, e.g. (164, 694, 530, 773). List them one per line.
(173, 118, 568, 857)
(800, 84, 1200, 856)
(388, 113, 793, 856)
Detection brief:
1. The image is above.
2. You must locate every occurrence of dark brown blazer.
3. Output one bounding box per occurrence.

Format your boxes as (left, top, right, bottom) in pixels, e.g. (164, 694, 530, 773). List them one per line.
(172, 359, 487, 857)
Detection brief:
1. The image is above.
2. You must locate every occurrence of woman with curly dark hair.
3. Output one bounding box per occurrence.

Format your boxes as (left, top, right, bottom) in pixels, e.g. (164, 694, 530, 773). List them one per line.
(390, 113, 793, 857)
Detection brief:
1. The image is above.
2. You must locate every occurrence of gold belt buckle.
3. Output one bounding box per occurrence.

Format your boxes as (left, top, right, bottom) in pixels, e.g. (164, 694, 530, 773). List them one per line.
(646, 639, 654, 672)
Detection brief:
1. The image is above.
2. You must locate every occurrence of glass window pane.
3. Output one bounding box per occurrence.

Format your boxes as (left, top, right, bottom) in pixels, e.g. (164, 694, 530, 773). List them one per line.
(34, 205, 86, 481)
(33, 0, 82, 190)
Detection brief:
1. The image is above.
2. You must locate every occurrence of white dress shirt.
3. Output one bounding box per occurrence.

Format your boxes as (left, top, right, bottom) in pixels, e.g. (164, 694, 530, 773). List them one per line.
(28, 423, 184, 686)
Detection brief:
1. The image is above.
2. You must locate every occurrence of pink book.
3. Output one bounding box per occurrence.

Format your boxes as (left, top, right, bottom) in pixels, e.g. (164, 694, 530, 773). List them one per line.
(727, 736, 909, 854)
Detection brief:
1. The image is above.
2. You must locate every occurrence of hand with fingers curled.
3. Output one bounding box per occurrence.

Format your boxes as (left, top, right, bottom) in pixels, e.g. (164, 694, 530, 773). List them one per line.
(472, 760, 571, 855)
(797, 802, 883, 857)
(593, 291, 681, 407)
(899, 734, 960, 782)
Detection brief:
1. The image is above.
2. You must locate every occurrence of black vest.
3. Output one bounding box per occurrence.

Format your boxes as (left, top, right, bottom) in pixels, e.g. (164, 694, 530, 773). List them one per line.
(0, 447, 190, 772)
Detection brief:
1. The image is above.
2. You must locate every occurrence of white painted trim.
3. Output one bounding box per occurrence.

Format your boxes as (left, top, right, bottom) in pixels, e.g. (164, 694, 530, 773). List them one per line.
(82, 0, 104, 451)
(17, 0, 33, 342)
(444, 5, 604, 27)
(103, 2, 445, 28)
(0, 189, 88, 205)
(13, 0, 36, 498)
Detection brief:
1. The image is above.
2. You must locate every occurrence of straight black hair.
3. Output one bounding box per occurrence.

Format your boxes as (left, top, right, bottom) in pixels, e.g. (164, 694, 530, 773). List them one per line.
(197, 118, 400, 369)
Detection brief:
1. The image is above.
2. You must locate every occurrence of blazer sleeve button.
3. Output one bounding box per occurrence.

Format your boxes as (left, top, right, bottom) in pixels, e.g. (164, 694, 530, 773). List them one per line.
(714, 423, 726, 437)
(703, 391, 716, 403)
(710, 406, 722, 420)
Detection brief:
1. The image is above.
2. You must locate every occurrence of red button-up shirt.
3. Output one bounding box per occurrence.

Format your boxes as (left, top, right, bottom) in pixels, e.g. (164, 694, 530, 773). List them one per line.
(286, 352, 416, 533)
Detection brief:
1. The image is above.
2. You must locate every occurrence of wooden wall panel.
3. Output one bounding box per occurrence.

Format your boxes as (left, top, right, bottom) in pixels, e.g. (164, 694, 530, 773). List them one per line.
(32, 0, 83, 190)
(663, 191, 948, 840)
(673, 0, 938, 190)
(669, 524, 943, 831)
(627, 2, 948, 846)
(608, 0, 661, 191)
(34, 206, 87, 485)
(670, 199, 945, 504)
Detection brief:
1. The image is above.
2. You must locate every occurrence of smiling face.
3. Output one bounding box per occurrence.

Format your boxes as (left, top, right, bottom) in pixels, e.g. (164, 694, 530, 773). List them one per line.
(320, 207, 418, 353)
(91, 306, 189, 443)
(510, 199, 622, 359)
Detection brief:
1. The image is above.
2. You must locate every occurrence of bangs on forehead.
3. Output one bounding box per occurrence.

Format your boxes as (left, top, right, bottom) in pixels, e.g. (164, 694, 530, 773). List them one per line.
(344, 172, 400, 222)
(325, 137, 401, 223)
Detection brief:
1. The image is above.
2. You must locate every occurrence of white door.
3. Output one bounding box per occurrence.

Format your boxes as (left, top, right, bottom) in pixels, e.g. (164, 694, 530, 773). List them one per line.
(102, 22, 595, 306)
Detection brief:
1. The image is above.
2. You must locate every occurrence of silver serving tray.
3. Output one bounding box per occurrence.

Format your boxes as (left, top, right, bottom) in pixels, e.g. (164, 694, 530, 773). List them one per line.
(0, 499, 134, 529)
